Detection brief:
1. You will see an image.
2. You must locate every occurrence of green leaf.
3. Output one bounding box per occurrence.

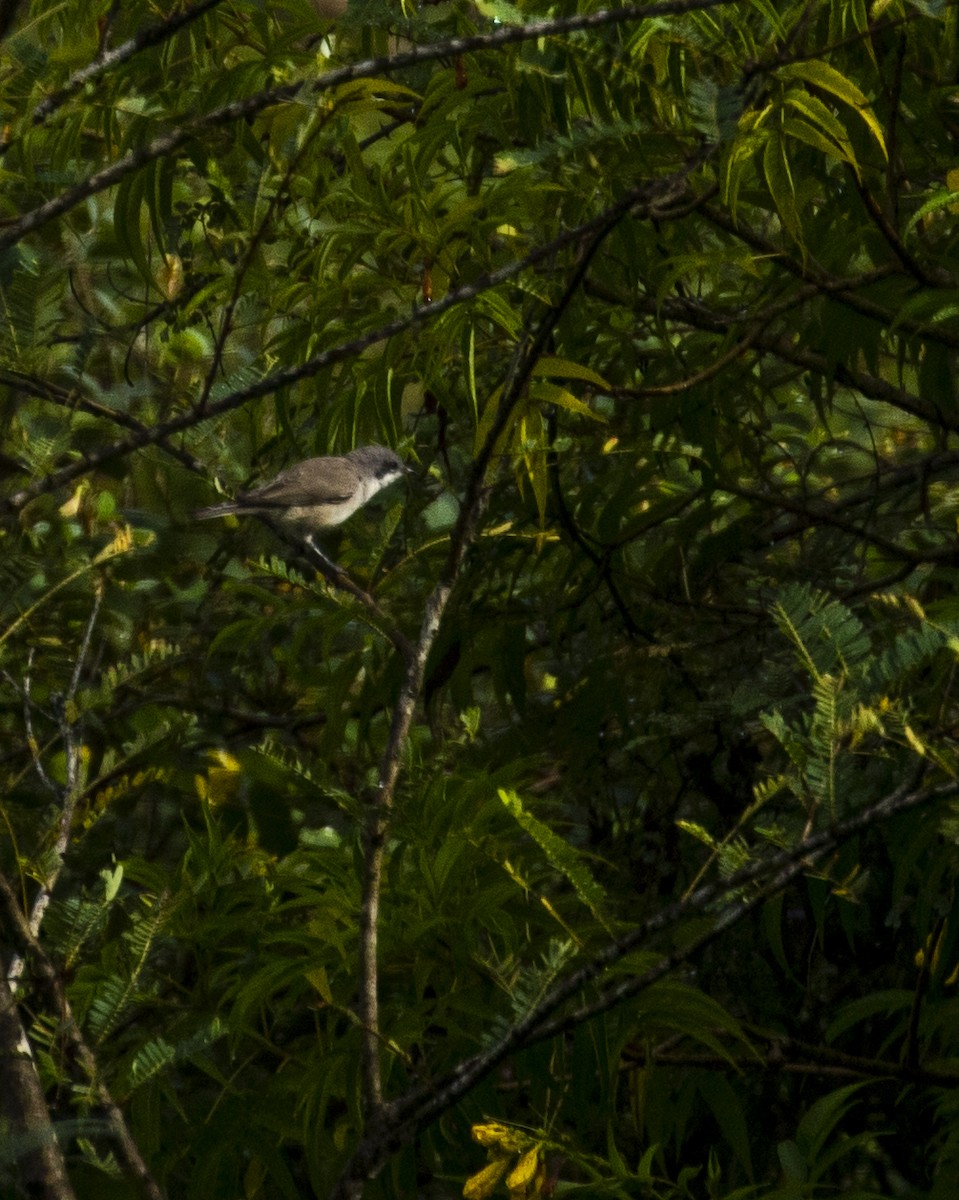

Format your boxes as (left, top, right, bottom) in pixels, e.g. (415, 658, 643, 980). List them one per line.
(127, 1037, 176, 1087)
(904, 186, 959, 238)
(113, 170, 153, 287)
(498, 788, 613, 931)
(698, 1076, 754, 1178)
(784, 89, 857, 164)
(778, 60, 887, 158)
(530, 380, 606, 422)
(796, 1083, 868, 1165)
(531, 357, 611, 391)
(763, 133, 802, 244)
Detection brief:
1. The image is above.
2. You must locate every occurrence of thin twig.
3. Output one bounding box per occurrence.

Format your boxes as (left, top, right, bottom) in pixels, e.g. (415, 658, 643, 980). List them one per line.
(617, 290, 952, 432)
(2, 181, 689, 516)
(0, 0, 735, 238)
(339, 156, 710, 1197)
(336, 766, 951, 1186)
(700, 203, 955, 341)
(301, 534, 413, 659)
(19, 651, 60, 801)
(7, 588, 104, 1000)
(624, 1036, 959, 1088)
(17, 0, 225, 133)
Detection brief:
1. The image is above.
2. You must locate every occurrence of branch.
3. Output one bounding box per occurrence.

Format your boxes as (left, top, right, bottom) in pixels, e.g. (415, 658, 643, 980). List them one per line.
(339, 768, 954, 1183)
(0, 973, 76, 1200)
(297, 534, 413, 659)
(594, 271, 952, 433)
(2, 179, 693, 517)
(338, 152, 714, 1197)
(720, 479, 959, 568)
(852, 174, 948, 289)
(0, 0, 735, 254)
(353, 277, 575, 1119)
(700, 203, 956, 341)
(624, 1029, 959, 1088)
(26, 0, 226, 131)
(644, 292, 953, 431)
(6, 589, 103, 995)
(0, 870, 165, 1200)
(0, 368, 206, 477)
(192, 101, 343, 415)
(505, 770, 949, 1061)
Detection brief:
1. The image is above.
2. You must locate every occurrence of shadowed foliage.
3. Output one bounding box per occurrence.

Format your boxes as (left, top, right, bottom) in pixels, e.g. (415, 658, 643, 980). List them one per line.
(3, 2, 959, 1198)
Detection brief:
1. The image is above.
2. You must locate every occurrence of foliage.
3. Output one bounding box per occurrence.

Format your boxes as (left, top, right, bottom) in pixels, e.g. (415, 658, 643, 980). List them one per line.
(3, 1, 959, 1198)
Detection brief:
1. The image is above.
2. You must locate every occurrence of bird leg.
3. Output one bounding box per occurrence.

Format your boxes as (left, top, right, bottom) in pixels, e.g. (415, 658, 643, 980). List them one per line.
(302, 534, 413, 659)
(304, 533, 346, 581)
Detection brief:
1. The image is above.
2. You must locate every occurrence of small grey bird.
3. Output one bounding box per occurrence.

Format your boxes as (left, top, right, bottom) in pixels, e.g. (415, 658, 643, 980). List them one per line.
(194, 445, 408, 538)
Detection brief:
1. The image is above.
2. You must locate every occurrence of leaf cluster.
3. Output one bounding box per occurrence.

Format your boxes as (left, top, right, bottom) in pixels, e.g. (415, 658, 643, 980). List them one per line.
(4, 2, 959, 1198)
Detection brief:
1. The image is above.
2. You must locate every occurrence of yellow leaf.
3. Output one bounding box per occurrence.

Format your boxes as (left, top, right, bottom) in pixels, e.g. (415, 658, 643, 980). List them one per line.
(210, 749, 241, 772)
(198, 749, 243, 807)
(531, 355, 611, 389)
(463, 1158, 510, 1199)
(506, 1147, 541, 1192)
(156, 252, 184, 300)
(903, 723, 925, 757)
(59, 481, 90, 518)
(778, 60, 887, 159)
(95, 525, 135, 561)
(531, 380, 605, 421)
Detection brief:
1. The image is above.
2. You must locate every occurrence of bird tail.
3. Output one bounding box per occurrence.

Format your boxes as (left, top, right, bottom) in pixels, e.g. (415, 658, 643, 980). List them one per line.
(193, 501, 240, 521)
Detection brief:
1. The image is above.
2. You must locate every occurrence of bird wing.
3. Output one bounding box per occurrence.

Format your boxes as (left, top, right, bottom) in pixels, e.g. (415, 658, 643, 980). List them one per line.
(240, 456, 358, 508)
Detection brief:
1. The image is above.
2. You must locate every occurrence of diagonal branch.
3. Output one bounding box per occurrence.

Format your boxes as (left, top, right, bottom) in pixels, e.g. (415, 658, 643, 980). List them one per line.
(0, 369, 206, 477)
(640, 292, 953, 431)
(0, 0, 735, 254)
(379, 768, 953, 1150)
(2, 181, 696, 516)
(27, 0, 226, 131)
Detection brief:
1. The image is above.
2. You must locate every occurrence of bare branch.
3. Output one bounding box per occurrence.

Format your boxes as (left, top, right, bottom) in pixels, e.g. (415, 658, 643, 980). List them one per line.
(625, 1031, 959, 1088)
(0, 369, 207, 477)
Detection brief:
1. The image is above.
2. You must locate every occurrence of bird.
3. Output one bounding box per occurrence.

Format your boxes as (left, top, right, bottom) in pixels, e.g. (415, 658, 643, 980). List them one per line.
(194, 445, 408, 542)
